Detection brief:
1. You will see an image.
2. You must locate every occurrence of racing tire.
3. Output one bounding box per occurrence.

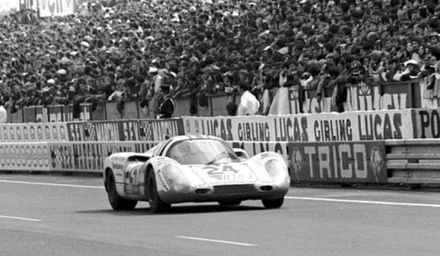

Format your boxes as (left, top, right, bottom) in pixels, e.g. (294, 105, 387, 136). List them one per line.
(147, 172, 171, 213)
(106, 171, 138, 210)
(218, 200, 242, 206)
(262, 197, 284, 209)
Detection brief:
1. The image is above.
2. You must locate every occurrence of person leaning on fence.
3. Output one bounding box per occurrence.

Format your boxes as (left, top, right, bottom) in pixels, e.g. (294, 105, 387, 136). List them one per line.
(393, 60, 421, 81)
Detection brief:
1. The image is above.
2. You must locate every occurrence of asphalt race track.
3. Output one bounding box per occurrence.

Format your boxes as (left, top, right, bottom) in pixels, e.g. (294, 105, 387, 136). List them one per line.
(1, 174, 440, 256)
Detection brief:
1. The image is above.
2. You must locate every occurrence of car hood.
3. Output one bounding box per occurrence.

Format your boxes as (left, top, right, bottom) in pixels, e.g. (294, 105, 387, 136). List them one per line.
(188, 162, 268, 185)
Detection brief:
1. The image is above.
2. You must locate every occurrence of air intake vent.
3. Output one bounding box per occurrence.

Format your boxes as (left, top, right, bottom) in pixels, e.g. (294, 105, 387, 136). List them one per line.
(213, 185, 255, 195)
(195, 188, 211, 194)
(260, 185, 273, 191)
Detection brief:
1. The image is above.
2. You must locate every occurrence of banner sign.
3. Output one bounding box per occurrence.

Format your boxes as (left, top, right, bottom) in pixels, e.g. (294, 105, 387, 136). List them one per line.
(20, 0, 38, 11)
(0, 143, 51, 171)
(228, 141, 386, 183)
(418, 79, 440, 109)
(0, 123, 68, 142)
(287, 141, 387, 183)
(38, 0, 75, 17)
(276, 81, 414, 114)
(344, 82, 413, 112)
(23, 104, 91, 123)
(182, 110, 413, 142)
(300, 89, 334, 114)
(66, 119, 183, 142)
(230, 141, 290, 170)
(412, 108, 440, 139)
(49, 141, 158, 172)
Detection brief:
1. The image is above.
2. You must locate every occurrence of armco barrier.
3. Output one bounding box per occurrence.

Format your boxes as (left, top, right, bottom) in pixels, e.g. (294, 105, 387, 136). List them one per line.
(386, 139, 440, 184)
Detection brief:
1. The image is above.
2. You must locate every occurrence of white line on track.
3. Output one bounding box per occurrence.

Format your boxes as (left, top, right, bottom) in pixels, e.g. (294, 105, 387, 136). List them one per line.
(286, 196, 440, 208)
(0, 180, 103, 189)
(0, 215, 41, 222)
(177, 236, 257, 247)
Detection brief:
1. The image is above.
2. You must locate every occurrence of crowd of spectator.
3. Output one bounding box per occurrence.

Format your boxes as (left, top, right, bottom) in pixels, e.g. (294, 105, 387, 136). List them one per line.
(1, 0, 440, 117)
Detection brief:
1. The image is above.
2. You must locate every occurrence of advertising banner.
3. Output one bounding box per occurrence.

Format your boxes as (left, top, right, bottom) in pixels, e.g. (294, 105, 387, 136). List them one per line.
(0, 143, 51, 171)
(38, 0, 75, 17)
(101, 141, 158, 158)
(0, 123, 68, 142)
(311, 110, 412, 141)
(147, 119, 183, 141)
(412, 108, 440, 139)
(418, 79, 440, 109)
(228, 140, 386, 183)
(67, 121, 121, 142)
(301, 89, 334, 114)
(20, 0, 38, 11)
(66, 118, 184, 142)
(182, 110, 414, 142)
(49, 141, 159, 172)
(287, 141, 387, 183)
(272, 81, 415, 115)
(229, 141, 290, 169)
(23, 104, 91, 123)
(344, 81, 414, 112)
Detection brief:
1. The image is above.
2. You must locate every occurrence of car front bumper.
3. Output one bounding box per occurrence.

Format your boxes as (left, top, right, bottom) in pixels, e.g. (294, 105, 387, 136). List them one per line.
(159, 183, 289, 204)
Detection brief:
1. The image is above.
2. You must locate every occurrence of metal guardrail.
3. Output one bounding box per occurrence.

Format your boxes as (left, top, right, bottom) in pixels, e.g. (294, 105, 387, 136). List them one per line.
(386, 139, 440, 184)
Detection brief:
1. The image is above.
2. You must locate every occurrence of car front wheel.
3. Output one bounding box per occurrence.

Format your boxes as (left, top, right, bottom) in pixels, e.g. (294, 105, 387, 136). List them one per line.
(106, 171, 137, 210)
(147, 172, 171, 213)
(262, 197, 284, 209)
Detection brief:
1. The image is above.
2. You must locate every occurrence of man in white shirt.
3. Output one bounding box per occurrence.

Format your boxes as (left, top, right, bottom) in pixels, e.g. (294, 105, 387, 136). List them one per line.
(237, 84, 260, 116)
(0, 101, 7, 123)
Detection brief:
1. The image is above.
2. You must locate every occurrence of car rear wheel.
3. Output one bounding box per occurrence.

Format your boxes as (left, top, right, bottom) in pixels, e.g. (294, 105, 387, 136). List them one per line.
(106, 171, 137, 210)
(218, 199, 242, 206)
(147, 172, 171, 213)
(262, 197, 284, 209)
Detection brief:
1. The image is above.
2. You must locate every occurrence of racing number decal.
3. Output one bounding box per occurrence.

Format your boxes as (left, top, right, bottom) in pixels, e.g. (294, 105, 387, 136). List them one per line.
(204, 165, 238, 175)
(124, 165, 141, 194)
(203, 165, 248, 181)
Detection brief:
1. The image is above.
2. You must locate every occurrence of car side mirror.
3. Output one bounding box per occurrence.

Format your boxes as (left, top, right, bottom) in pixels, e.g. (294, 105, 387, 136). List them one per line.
(233, 148, 249, 159)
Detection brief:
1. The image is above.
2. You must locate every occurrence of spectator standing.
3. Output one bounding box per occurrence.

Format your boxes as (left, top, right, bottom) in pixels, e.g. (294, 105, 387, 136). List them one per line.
(0, 100, 6, 123)
(393, 60, 421, 81)
(154, 85, 175, 119)
(237, 84, 260, 116)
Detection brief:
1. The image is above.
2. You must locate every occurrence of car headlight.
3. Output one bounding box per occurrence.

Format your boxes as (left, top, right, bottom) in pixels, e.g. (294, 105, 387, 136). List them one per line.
(161, 164, 190, 192)
(265, 159, 287, 183)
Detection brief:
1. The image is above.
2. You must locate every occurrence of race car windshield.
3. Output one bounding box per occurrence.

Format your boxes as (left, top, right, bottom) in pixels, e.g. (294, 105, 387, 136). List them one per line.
(166, 139, 239, 165)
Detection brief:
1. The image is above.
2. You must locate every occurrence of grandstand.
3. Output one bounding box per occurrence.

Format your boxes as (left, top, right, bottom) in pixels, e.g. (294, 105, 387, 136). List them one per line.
(1, 0, 440, 120)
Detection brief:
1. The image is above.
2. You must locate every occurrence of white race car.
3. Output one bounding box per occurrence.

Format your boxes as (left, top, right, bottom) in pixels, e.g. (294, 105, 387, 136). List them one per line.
(103, 135, 290, 213)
